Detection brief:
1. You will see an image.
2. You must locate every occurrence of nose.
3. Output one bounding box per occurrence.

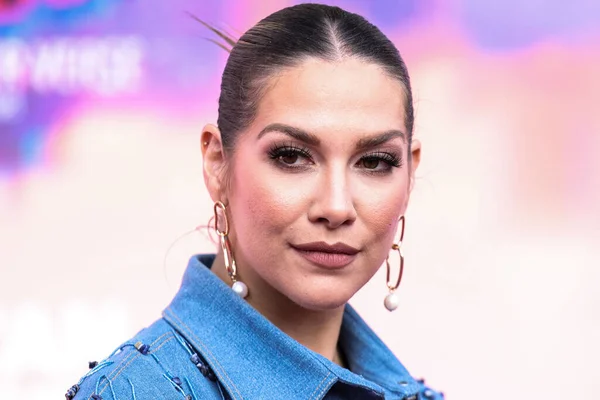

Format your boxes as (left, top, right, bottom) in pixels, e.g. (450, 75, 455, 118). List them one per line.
(307, 166, 357, 229)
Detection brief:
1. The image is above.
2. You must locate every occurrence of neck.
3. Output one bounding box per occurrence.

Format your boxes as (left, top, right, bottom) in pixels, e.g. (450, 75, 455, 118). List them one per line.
(211, 251, 346, 367)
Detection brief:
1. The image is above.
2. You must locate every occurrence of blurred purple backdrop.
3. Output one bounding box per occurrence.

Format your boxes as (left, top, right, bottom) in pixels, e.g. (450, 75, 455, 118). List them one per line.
(1, 1, 599, 399)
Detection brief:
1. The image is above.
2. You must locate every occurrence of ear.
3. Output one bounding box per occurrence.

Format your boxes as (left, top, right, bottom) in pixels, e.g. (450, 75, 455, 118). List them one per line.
(201, 124, 227, 202)
(408, 139, 421, 193)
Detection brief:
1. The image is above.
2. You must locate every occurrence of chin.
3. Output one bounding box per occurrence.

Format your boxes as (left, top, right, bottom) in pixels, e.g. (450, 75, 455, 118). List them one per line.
(294, 297, 349, 311)
(285, 282, 357, 311)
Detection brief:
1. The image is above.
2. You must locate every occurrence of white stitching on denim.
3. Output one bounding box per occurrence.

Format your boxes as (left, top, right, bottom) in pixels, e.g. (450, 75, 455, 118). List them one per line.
(91, 332, 174, 399)
(310, 372, 333, 400)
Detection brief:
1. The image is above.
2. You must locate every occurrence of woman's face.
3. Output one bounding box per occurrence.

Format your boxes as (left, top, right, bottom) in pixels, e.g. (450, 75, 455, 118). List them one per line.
(206, 57, 420, 311)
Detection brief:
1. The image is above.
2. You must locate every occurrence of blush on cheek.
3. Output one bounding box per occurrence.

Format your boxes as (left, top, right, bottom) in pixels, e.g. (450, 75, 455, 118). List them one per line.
(359, 191, 407, 255)
(357, 184, 405, 218)
(231, 165, 294, 238)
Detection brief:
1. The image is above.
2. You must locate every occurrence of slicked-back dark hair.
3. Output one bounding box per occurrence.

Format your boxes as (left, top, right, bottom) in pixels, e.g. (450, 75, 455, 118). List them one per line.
(203, 3, 414, 157)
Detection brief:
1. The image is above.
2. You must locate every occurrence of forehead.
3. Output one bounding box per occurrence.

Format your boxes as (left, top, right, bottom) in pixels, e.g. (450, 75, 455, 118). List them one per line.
(253, 57, 407, 136)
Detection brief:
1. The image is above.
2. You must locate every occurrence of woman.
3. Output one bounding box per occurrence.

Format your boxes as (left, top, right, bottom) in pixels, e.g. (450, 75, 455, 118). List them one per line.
(67, 4, 443, 399)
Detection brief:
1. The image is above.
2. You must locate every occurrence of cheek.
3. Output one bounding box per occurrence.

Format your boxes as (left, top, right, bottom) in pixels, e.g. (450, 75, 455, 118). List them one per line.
(229, 158, 308, 238)
(355, 177, 408, 238)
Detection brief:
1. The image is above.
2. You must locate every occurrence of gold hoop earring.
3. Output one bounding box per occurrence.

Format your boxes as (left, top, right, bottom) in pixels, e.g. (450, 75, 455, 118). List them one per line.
(384, 215, 405, 311)
(213, 201, 248, 298)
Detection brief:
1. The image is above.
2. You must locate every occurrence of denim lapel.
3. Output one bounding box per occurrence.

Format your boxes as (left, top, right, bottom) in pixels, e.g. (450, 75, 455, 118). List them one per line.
(163, 254, 418, 399)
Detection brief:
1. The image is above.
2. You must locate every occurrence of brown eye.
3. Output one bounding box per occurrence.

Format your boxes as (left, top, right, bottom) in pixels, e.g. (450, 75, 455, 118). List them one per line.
(356, 152, 402, 174)
(268, 145, 313, 170)
(361, 158, 380, 169)
(280, 154, 299, 164)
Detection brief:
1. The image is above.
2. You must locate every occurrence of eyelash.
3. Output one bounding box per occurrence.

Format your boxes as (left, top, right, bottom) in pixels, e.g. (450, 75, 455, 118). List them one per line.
(361, 152, 403, 170)
(267, 144, 403, 174)
(267, 144, 313, 170)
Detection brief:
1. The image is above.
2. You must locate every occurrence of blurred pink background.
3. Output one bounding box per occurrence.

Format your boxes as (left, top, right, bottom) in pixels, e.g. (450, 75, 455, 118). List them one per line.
(1, 0, 599, 398)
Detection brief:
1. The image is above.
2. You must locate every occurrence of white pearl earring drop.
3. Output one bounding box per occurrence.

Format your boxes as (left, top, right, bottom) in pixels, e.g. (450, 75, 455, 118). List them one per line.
(232, 281, 249, 298)
(384, 291, 400, 311)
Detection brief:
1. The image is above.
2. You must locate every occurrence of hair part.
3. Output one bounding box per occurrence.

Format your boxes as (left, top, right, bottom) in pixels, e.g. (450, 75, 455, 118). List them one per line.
(198, 4, 415, 192)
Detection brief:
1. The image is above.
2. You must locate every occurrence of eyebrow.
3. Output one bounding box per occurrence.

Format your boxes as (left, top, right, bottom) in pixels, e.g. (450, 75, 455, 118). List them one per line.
(257, 123, 321, 146)
(257, 123, 406, 149)
(355, 130, 406, 150)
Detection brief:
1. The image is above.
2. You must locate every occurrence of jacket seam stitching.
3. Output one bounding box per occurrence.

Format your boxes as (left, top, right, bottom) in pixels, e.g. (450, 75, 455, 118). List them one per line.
(310, 372, 333, 400)
(96, 336, 174, 398)
(89, 331, 173, 399)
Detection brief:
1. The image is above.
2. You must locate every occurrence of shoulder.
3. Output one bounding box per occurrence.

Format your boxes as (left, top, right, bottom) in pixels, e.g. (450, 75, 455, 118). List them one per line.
(66, 319, 224, 400)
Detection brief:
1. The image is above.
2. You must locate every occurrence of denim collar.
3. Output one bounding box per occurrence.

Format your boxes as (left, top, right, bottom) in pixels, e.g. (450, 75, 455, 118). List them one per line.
(163, 254, 421, 399)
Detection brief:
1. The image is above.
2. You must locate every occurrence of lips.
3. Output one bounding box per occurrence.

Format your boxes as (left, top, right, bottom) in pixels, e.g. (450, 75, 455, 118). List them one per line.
(291, 241, 360, 269)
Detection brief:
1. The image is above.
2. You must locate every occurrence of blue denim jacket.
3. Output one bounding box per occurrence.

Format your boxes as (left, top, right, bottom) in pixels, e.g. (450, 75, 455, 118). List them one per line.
(68, 254, 443, 399)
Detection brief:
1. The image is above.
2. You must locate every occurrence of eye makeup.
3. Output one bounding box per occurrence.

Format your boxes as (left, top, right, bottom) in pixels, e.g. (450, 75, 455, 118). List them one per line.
(267, 141, 403, 175)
